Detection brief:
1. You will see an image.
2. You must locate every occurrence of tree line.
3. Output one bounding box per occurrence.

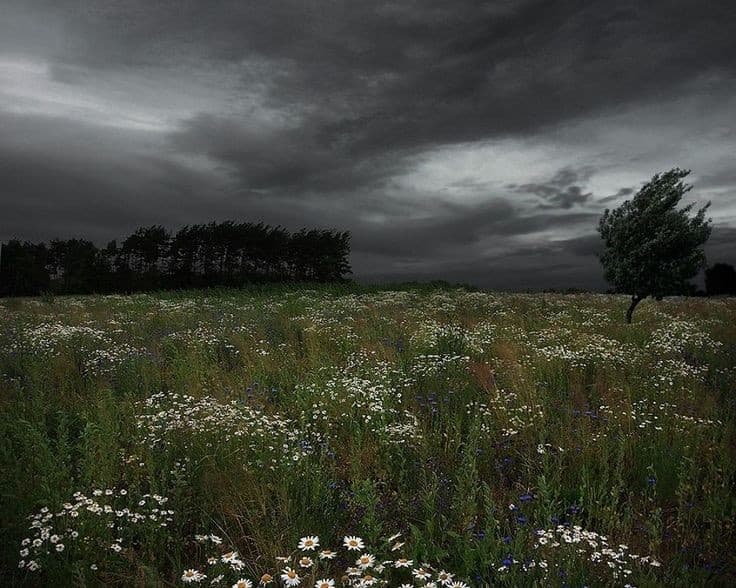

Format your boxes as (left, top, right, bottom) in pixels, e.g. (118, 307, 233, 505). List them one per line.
(0, 221, 352, 297)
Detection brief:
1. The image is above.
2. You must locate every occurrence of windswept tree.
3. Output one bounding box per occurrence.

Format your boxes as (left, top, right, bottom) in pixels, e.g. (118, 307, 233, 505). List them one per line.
(598, 168, 712, 323)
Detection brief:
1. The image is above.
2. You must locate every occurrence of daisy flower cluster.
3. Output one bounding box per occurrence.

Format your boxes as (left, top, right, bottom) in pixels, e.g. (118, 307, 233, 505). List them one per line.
(81, 342, 146, 376)
(154, 298, 203, 312)
(526, 330, 639, 369)
(135, 392, 312, 468)
(382, 413, 423, 446)
(4, 319, 146, 377)
(598, 399, 722, 434)
(295, 353, 422, 449)
(7, 321, 111, 356)
(165, 324, 228, 349)
(409, 354, 470, 379)
(18, 487, 173, 573)
(646, 319, 721, 356)
(409, 322, 480, 355)
(180, 532, 470, 587)
(466, 389, 544, 438)
(648, 357, 709, 388)
(452, 291, 507, 315)
(533, 525, 662, 583)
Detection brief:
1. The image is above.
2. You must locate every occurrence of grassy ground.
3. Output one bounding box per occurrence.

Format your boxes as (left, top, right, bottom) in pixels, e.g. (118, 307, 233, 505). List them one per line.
(1, 284, 734, 587)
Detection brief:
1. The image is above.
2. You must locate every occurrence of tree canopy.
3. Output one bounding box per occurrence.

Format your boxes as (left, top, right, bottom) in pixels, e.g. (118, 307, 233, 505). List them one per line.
(0, 221, 352, 297)
(598, 168, 711, 322)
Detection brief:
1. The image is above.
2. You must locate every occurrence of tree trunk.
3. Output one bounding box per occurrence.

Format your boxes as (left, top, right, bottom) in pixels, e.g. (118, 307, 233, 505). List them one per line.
(626, 294, 644, 323)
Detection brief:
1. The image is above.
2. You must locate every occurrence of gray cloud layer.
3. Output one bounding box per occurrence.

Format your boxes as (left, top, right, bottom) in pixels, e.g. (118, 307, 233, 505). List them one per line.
(1, 1, 735, 289)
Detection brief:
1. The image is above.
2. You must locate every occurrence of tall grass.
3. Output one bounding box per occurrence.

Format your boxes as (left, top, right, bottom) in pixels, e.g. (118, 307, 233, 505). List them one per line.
(1, 285, 734, 586)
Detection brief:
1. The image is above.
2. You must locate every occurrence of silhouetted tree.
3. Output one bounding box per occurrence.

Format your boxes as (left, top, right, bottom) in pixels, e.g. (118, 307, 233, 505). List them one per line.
(121, 225, 170, 290)
(47, 238, 106, 293)
(598, 168, 712, 323)
(169, 225, 198, 287)
(1, 220, 352, 296)
(288, 229, 316, 281)
(0, 240, 49, 296)
(263, 226, 290, 280)
(705, 263, 736, 296)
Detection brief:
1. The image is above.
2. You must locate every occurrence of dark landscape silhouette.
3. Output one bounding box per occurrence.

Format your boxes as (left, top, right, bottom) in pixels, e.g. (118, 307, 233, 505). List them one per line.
(0, 222, 351, 296)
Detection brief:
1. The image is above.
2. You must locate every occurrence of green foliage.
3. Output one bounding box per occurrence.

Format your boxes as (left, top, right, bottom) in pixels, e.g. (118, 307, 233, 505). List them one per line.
(598, 168, 712, 321)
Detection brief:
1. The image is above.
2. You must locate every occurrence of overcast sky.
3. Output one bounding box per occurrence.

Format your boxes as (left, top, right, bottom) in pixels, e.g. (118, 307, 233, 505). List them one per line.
(1, 1, 734, 289)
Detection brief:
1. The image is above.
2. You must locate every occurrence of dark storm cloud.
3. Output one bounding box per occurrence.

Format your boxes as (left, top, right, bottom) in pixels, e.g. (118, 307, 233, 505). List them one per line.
(705, 226, 736, 265)
(600, 188, 635, 204)
(356, 234, 609, 291)
(169, 113, 409, 194)
(0, 112, 224, 242)
(1, 0, 735, 288)
(350, 200, 599, 258)
(508, 168, 595, 209)
(149, 0, 736, 179)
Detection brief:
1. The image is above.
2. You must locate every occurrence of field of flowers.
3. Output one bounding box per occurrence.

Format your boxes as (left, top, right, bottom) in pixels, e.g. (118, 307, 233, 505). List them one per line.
(1, 284, 734, 587)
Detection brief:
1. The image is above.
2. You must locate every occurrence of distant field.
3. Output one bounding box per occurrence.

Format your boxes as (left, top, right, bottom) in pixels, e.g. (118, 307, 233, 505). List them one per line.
(1, 286, 734, 587)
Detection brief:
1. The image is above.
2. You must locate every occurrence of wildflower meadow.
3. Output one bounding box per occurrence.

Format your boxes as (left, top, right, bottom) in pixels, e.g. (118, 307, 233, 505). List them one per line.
(1, 284, 734, 586)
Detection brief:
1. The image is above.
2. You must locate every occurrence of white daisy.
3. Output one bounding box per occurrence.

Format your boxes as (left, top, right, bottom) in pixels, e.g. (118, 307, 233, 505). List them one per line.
(356, 553, 376, 569)
(437, 570, 454, 585)
(221, 551, 239, 564)
(298, 536, 320, 551)
(182, 569, 206, 583)
(281, 567, 301, 587)
(343, 535, 365, 551)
